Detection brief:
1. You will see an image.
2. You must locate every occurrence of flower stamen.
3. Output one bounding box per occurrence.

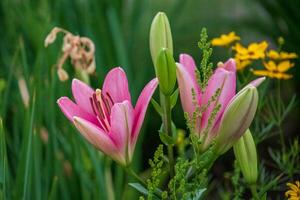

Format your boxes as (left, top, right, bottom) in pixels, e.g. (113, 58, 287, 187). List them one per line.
(90, 89, 114, 132)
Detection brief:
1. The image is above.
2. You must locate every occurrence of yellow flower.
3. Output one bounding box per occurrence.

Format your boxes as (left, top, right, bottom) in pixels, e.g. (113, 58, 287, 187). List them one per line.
(233, 41, 268, 60)
(285, 181, 300, 200)
(234, 58, 251, 71)
(267, 50, 298, 60)
(252, 60, 294, 80)
(211, 32, 240, 46)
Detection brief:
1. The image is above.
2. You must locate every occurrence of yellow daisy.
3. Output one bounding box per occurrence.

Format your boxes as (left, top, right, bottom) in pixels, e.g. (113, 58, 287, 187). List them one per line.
(211, 32, 240, 46)
(252, 60, 294, 80)
(267, 50, 298, 60)
(285, 181, 300, 200)
(233, 41, 268, 60)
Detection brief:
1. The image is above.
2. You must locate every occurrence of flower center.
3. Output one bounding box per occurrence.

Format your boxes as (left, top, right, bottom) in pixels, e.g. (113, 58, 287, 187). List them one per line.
(89, 89, 114, 132)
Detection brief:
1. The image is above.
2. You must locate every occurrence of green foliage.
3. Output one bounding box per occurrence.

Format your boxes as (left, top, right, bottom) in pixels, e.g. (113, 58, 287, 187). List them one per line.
(197, 28, 213, 91)
(268, 139, 300, 177)
(231, 161, 245, 200)
(146, 145, 166, 200)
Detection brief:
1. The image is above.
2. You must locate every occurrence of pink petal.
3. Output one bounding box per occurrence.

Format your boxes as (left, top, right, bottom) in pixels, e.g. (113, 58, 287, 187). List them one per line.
(132, 78, 158, 147)
(57, 97, 100, 126)
(102, 67, 131, 103)
(176, 63, 200, 117)
(250, 77, 266, 87)
(72, 79, 95, 115)
(222, 58, 236, 72)
(201, 59, 236, 132)
(179, 54, 197, 81)
(73, 116, 126, 165)
(179, 54, 201, 98)
(109, 100, 134, 162)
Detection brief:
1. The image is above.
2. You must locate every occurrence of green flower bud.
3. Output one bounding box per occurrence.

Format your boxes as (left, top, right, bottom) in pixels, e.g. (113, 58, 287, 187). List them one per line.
(215, 85, 258, 155)
(233, 129, 258, 185)
(150, 12, 173, 68)
(156, 48, 177, 95)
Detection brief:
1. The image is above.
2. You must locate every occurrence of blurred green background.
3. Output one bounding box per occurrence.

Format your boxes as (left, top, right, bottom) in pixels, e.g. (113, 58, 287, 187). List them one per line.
(0, 0, 299, 199)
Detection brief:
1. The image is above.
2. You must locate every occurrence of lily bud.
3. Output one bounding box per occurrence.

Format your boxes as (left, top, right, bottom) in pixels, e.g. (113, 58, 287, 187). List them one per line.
(150, 12, 173, 68)
(215, 85, 258, 155)
(156, 48, 177, 95)
(233, 129, 258, 185)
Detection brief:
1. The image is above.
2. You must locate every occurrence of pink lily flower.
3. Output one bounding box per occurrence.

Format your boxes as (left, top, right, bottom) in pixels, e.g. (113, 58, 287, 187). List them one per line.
(57, 67, 158, 166)
(177, 54, 264, 152)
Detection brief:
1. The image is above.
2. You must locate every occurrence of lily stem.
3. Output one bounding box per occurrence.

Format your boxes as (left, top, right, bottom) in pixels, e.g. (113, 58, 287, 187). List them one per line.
(125, 167, 162, 198)
(125, 167, 147, 188)
(160, 91, 175, 179)
(250, 184, 258, 200)
(277, 80, 286, 152)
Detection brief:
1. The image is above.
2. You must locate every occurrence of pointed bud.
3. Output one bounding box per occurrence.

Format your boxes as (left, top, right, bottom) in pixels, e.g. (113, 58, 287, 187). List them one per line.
(57, 68, 69, 81)
(233, 129, 258, 185)
(156, 48, 177, 95)
(215, 85, 258, 155)
(45, 27, 62, 47)
(150, 12, 173, 69)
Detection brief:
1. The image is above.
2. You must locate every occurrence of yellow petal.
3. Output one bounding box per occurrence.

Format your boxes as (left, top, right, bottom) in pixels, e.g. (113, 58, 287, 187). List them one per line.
(287, 183, 299, 192)
(236, 59, 251, 70)
(277, 61, 294, 72)
(263, 61, 277, 71)
(268, 50, 280, 59)
(252, 70, 271, 77)
(233, 43, 248, 54)
(274, 73, 293, 80)
(280, 52, 298, 59)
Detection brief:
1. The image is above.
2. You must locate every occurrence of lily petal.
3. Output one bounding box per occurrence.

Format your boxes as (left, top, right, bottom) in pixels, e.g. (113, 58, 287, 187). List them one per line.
(102, 67, 131, 103)
(176, 63, 200, 117)
(57, 97, 99, 126)
(179, 54, 201, 100)
(179, 54, 197, 82)
(72, 79, 95, 115)
(250, 77, 265, 87)
(132, 78, 158, 148)
(201, 59, 236, 131)
(214, 85, 258, 155)
(110, 100, 134, 163)
(73, 116, 125, 165)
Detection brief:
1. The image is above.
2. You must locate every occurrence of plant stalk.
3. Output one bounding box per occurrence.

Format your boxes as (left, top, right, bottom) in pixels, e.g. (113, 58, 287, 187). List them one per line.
(277, 80, 286, 152)
(160, 91, 175, 179)
(250, 184, 258, 200)
(125, 167, 162, 198)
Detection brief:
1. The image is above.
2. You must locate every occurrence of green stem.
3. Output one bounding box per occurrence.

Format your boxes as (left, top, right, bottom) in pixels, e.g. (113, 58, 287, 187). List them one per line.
(250, 184, 258, 200)
(104, 158, 115, 200)
(125, 167, 147, 188)
(160, 91, 175, 179)
(277, 80, 286, 152)
(125, 167, 162, 198)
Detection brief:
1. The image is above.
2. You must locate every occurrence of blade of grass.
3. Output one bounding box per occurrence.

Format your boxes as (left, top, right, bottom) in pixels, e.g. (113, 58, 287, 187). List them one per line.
(22, 93, 35, 200)
(0, 118, 7, 200)
(48, 176, 58, 200)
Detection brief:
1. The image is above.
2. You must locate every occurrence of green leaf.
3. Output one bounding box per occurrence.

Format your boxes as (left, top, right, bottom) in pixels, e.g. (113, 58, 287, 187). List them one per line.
(151, 98, 162, 116)
(192, 188, 206, 200)
(159, 131, 176, 146)
(170, 89, 179, 109)
(0, 118, 7, 199)
(48, 176, 58, 200)
(128, 183, 148, 195)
